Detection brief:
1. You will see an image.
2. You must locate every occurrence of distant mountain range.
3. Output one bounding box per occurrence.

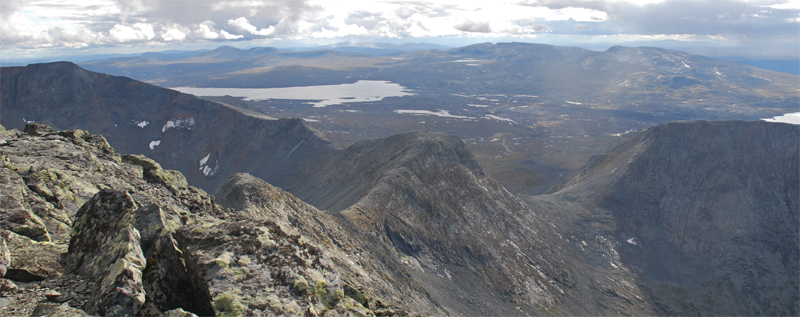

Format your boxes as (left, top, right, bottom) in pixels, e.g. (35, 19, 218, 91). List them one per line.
(74, 42, 798, 197)
(0, 62, 797, 315)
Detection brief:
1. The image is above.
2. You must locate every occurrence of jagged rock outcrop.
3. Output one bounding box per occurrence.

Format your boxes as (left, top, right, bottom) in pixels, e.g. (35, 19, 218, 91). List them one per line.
(3, 231, 66, 282)
(66, 188, 216, 316)
(0, 123, 409, 316)
(547, 120, 799, 316)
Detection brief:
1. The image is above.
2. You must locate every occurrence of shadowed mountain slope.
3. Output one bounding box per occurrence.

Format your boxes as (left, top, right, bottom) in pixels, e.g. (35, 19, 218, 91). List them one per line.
(547, 120, 799, 315)
(219, 131, 661, 316)
(1, 62, 341, 194)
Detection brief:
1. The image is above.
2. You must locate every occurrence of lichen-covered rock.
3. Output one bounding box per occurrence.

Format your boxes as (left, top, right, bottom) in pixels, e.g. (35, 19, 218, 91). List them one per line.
(123, 154, 189, 193)
(0, 168, 54, 242)
(22, 122, 53, 136)
(0, 231, 10, 277)
(67, 188, 217, 316)
(161, 308, 200, 317)
(134, 204, 215, 316)
(177, 219, 391, 317)
(31, 302, 91, 316)
(0, 278, 19, 293)
(215, 173, 415, 316)
(0, 122, 414, 316)
(4, 230, 66, 281)
(66, 189, 147, 316)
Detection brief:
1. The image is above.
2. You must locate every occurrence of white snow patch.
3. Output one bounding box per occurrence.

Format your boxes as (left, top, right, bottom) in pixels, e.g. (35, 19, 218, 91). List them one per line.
(681, 61, 691, 69)
(199, 153, 210, 166)
(626, 238, 637, 245)
(750, 74, 773, 82)
(611, 129, 638, 137)
(162, 117, 196, 132)
(198, 153, 219, 177)
(484, 115, 516, 123)
(763, 112, 800, 125)
(514, 95, 538, 98)
(134, 120, 149, 128)
(303, 118, 321, 122)
(394, 109, 474, 119)
(467, 104, 489, 108)
(148, 140, 161, 150)
(565, 101, 582, 105)
(201, 160, 220, 176)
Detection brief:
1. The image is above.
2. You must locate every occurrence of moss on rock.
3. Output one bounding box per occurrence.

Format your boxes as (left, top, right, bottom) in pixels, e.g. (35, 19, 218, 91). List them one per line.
(213, 290, 247, 317)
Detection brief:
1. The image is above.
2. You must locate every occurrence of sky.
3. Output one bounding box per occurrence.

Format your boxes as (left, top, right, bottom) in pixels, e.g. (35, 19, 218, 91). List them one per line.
(2, 0, 799, 61)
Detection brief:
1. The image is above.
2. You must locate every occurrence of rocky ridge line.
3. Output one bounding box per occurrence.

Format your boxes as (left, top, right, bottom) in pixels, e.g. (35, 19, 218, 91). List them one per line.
(0, 122, 410, 316)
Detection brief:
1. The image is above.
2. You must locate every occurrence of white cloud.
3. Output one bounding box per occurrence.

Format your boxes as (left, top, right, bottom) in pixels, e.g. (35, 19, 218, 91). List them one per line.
(765, 1, 800, 10)
(1, 0, 797, 59)
(196, 21, 219, 39)
(162, 27, 187, 41)
(109, 23, 155, 42)
(220, 30, 244, 39)
(454, 20, 492, 33)
(228, 17, 276, 36)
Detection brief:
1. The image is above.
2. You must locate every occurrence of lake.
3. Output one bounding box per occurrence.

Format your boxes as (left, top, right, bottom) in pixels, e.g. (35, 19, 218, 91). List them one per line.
(172, 80, 414, 108)
(762, 112, 800, 125)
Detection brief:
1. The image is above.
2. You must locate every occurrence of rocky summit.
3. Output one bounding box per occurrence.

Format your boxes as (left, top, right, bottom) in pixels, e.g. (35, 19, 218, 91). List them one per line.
(0, 122, 407, 316)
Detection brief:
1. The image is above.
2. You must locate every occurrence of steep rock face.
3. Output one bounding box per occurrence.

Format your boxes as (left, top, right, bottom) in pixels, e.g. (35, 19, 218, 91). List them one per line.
(550, 120, 800, 315)
(1, 62, 341, 193)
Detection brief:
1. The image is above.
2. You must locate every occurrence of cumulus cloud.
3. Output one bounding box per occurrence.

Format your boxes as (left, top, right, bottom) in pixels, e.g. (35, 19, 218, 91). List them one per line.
(195, 21, 220, 39)
(454, 20, 492, 33)
(519, 0, 800, 38)
(109, 23, 155, 42)
(162, 28, 187, 41)
(1, 0, 798, 58)
(228, 17, 276, 36)
(220, 30, 244, 39)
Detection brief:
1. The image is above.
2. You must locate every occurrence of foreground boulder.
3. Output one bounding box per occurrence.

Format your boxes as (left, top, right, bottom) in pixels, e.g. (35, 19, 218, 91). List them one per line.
(67, 188, 214, 316)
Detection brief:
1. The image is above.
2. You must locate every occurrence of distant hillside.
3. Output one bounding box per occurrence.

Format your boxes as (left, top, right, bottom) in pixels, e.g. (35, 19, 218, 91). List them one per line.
(76, 43, 799, 197)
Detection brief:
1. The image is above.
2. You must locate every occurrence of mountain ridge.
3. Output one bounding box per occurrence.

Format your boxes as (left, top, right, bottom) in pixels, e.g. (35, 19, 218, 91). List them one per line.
(1, 62, 343, 194)
(0, 62, 797, 316)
